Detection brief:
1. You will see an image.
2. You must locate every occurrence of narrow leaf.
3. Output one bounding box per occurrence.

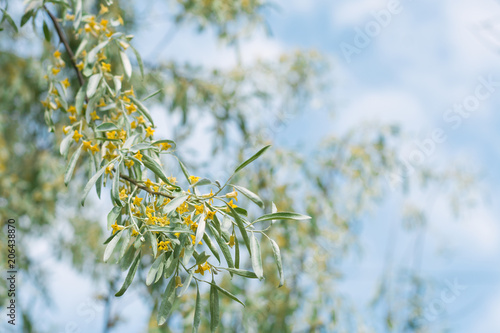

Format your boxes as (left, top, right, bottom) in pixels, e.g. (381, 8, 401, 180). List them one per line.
(234, 145, 271, 174)
(250, 232, 263, 279)
(115, 251, 141, 296)
(64, 143, 83, 185)
(269, 238, 284, 287)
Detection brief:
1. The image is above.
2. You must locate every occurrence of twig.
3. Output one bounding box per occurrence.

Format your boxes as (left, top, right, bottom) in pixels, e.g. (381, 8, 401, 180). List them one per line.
(43, 5, 85, 87)
(44, 6, 172, 199)
(120, 174, 174, 199)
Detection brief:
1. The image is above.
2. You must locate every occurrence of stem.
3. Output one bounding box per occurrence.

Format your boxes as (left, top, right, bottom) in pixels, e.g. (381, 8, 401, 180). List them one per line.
(44, 5, 85, 87)
(45, 6, 176, 200)
(120, 174, 174, 199)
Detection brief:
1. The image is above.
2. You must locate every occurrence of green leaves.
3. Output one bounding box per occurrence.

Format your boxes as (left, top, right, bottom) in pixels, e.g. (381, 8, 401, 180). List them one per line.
(210, 279, 219, 332)
(228, 206, 251, 254)
(107, 206, 122, 229)
(96, 122, 119, 132)
(20, 9, 34, 27)
(64, 143, 83, 185)
(42, 20, 50, 41)
(103, 230, 121, 262)
(158, 276, 176, 325)
(163, 195, 189, 214)
(87, 40, 109, 63)
(87, 73, 101, 98)
(119, 51, 132, 79)
(1, 8, 18, 33)
(192, 282, 201, 333)
(129, 95, 154, 126)
(250, 232, 263, 279)
(253, 212, 311, 224)
(217, 267, 258, 279)
(130, 45, 144, 78)
(146, 252, 165, 286)
(81, 159, 116, 206)
(269, 238, 284, 287)
(231, 184, 264, 208)
(142, 154, 169, 183)
(234, 145, 271, 174)
(115, 250, 141, 296)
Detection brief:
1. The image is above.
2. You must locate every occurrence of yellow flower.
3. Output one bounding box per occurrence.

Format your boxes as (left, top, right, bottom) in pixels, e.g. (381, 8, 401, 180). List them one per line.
(226, 199, 238, 212)
(111, 222, 124, 235)
(121, 95, 131, 103)
(194, 262, 210, 275)
(167, 176, 177, 185)
(69, 115, 77, 123)
(106, 142, 117, 152)
(144, 179, 154, 188)
(53, 50, 61, 58)
(105, 164, 114, 177)
(119, 189, 128, 200)
(176, 202, 188, 214)
(99, 4, 109, 14)
(72, 130, 83, 142)
(82, 140, 92, 151)
(61, 78, 70, 88)
(189, 175, 200, 184)
(125, 103, 137, 114)
(159, 142, 172, 151)
(175, 276, 183, 288)
(194, 204, 204, 215)
(145, 126, 155, 138)
(101, 62, 111, 72)
(66, 14, 75, 21)
(97, 98, 107, 107)
(106, 131, 118, 139)
(117, 15, 124, 25)
(225, 189, 238, 201)
(84, 24, 92, 33)
(131, 229, 139, 237)
(125, 160, 134, 168)
(131, 121, 137, 129)
(125, 86, 135, 96)
(67, 105, 76, 115)
(90, 111, 100, 121)
(183, 215, 193, 225)
(90, 144, 100, 154)
(205, 210, 215, 220)
(133, 151, 143, 161)
(100, 19, 108, 29)
(228, 235, 235, 248)
(146, 213, 157, 224)
(52, 68, 61, 75)
(136, 115, 145, 124)
(158, 240, 171, 251)
(133, 196, 143, 206)
(76, 62, 84, 71)
(119, 130, 127, 141)
(63, 126, 72, 135)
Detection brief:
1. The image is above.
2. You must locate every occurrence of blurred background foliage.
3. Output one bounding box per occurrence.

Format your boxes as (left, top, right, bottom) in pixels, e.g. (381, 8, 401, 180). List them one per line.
(0, 0, 478, 332)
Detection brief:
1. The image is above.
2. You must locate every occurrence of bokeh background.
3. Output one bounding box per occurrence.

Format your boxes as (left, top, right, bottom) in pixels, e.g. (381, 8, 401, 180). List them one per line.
(1, 0, 500, 332)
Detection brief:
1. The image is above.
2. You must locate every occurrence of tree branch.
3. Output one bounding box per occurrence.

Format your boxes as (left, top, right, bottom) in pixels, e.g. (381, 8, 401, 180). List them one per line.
(43, 5, 85, 87)
(120, 174, 174, 199)
(44, 6, 173, 200)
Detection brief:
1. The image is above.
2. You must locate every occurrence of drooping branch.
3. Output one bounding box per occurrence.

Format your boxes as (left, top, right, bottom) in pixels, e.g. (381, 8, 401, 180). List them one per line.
(44, 7, 174, 200)
(43, 6, 85, 86)
(119, 174, 174, 199)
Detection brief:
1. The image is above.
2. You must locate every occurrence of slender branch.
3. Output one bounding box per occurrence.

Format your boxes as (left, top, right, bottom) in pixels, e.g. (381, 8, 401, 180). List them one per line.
(120, 174, 174, 199)
(44, 5, 85, 87)
(44, 7, 175, 200)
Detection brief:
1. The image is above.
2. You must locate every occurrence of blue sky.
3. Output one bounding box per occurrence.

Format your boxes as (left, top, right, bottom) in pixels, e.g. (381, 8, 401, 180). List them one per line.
(4, 0, 500, 332)
(134, 0, 500, 331)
